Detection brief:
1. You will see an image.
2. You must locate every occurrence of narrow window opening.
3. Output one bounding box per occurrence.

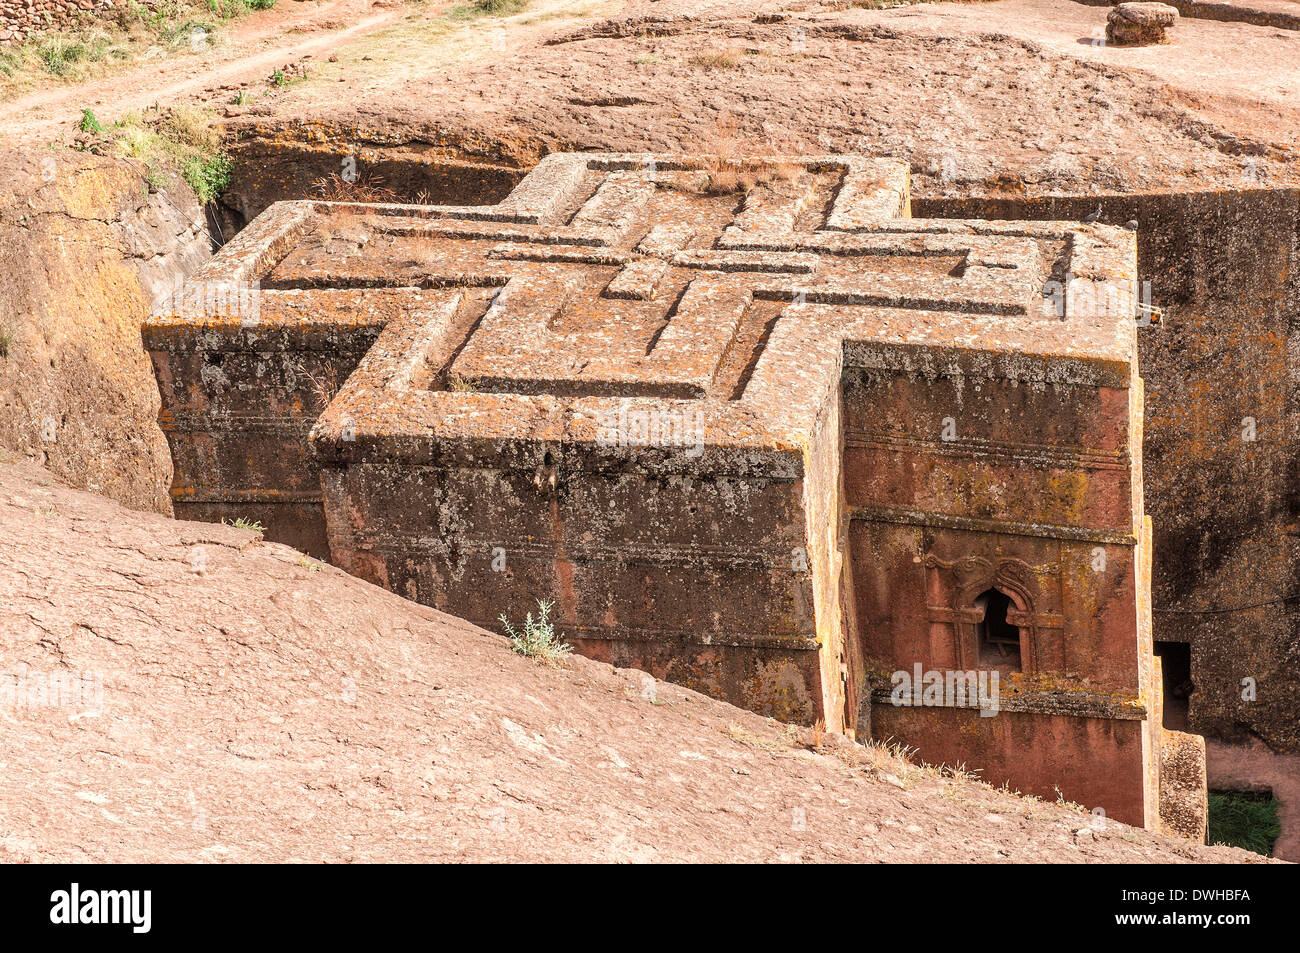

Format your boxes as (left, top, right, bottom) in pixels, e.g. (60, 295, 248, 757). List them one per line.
(975, 587, 1021, 671)
(1155, 640, 1193, 731)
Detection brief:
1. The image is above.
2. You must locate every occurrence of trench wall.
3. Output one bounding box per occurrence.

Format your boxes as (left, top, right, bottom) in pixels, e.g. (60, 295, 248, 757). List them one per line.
(917, 188, 1300, 753)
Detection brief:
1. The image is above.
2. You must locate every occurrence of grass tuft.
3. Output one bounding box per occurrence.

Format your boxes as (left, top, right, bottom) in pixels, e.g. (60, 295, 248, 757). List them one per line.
(1208, 791, 1281, 856)
(104, 105, 232, 203)
(474, 0, 529, 14)
(688, 47, 747, 70)
(500, 599, 572, 665)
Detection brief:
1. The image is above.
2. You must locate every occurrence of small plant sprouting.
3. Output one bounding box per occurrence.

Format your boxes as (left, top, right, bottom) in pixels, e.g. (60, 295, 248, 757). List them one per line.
(500, 599, 572, 665)
(78, 108, 104, 134)
(0, 324, 14, 359)
(225, 517, 265, 535)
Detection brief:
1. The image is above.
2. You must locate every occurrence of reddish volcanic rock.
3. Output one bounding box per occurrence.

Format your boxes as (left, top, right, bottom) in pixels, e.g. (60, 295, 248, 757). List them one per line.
(0, 457, 1261, 863)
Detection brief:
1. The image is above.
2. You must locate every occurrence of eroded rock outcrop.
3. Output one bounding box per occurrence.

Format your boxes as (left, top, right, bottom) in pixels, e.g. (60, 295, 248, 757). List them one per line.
(0, 458, 1261, 862)
(1107, 2, 1180, 45)
(0, 148, 210, 513)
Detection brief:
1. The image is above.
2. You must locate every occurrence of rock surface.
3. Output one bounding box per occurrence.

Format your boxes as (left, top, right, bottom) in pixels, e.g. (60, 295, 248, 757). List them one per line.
(1108, 2, 1180, 45)
(0, 458, 1264, 862)
(0, 149, 210, 515)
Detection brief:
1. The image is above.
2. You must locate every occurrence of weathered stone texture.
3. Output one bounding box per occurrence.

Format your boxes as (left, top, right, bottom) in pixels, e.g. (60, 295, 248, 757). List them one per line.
(0, 149, 209, 514)
(1107, 2, 1180, 45)
(144, 152, 1193, 831)
(916, 189, 1300, 758)
(1160, 729, 1209, 842)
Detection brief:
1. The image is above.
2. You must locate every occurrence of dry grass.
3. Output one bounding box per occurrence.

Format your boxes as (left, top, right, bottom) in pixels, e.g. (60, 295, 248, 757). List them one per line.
(311, 172, 401, 204)
(669, 115, 811, 195)
(688, 46, 747, 70)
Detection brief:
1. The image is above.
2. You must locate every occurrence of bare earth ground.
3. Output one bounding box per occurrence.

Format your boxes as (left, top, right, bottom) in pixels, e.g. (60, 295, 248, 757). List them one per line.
(215, 0, 1300, 196)
(0, 0, 621, 140)
(318, 0, 1296, 196)
(4, 0, 1298, 197)
(0, 459, 1260, 863)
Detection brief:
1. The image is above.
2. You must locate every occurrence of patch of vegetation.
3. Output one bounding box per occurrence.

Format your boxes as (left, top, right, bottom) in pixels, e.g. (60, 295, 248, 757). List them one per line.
(78, 109, 104, 134)
(224, 517, 266, 535)
(311, 172, 400, 204)
(448, 0, 529, 20)
(0, 325, 14, 359)
(143, 165, 169, 194)
(688, 47, 748, 70)
(181, 151, 233, 203)
(208, 0, 278, 13)
(499, 599, 572, 665)
(0, 0, 278, 94)
(94, 105, 232, 203)
(1208, 790, 1281, 856)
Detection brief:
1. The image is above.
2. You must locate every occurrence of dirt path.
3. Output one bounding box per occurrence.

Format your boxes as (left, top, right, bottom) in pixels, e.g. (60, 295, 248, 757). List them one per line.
(0, 0, 458, 141)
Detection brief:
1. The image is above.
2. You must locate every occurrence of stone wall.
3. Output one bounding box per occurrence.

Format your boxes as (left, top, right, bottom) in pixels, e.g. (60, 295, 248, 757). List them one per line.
(218, 122, 528, 234)
(917, 188, 1300, 755)
(0, 0, 128, 45)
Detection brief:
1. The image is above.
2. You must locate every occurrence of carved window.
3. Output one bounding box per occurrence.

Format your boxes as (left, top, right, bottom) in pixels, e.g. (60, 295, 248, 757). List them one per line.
(974, 587, 1022, 672)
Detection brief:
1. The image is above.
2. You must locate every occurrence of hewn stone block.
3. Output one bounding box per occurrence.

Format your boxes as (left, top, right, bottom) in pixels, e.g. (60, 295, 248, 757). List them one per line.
(144, 152, 1199, 831)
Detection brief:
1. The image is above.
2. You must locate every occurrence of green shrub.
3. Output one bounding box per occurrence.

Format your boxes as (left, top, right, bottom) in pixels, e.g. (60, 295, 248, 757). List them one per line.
(181, 151, 232, 204)
(1208, 791, 1281, 856)
(78, 109, 104, 134)
(39, 38, 89, 76)
(448, 0, 525, 22)
(500, 599, 572, 665)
